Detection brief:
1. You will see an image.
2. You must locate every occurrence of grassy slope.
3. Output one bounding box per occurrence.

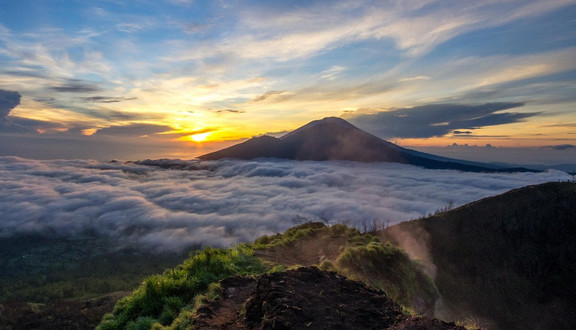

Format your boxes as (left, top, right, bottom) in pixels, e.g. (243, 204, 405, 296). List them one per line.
(98, 223, 438, 329)
(379, 182, 576, 329)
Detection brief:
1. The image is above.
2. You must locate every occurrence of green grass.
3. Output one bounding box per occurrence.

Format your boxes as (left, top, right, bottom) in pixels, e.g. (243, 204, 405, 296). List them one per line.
(97, 245, 267, 329)
(335, 235, 438, 313)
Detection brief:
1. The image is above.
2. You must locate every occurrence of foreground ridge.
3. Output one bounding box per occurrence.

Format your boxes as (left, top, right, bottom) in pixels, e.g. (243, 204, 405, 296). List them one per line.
(192, 267, 464, 330)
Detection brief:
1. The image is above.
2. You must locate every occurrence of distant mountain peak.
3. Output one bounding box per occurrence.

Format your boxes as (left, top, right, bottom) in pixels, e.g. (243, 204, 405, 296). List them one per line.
(198, 117, 536, 172)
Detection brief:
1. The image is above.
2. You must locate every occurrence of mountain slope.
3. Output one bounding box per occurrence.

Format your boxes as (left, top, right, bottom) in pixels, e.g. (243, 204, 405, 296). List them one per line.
(199, 117, 535, 172)
(98, 224, 452, 329)
(378, 181, 576, 329)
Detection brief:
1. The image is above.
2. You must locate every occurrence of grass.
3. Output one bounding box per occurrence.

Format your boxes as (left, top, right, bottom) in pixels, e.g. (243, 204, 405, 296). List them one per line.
(254, 222, 438, 315)
(97, 245, 267, 329)
(334, 235, 438, 313)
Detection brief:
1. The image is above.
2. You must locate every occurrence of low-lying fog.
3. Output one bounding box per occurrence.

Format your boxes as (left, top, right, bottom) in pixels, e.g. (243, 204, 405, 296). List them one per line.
(0, 156, 570, 252)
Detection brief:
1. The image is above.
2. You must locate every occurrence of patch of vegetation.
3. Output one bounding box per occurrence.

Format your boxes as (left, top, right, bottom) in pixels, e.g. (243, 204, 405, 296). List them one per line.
(0, 236, 186, 303)
(252, 221, 327, 248)
(253, 222, 438, 315)
(98, 245, 267, 329)
(335, 235, 438, 313)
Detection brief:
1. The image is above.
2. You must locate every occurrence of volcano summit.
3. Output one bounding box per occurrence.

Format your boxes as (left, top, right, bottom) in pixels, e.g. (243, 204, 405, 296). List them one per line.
(199, 117, 533, 172)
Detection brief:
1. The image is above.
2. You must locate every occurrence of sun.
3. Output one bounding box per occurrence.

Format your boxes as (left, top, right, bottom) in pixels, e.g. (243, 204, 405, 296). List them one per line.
(189, 132, 210, 142)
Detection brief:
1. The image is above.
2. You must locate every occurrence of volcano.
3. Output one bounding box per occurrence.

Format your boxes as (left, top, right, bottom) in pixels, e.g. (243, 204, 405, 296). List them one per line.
(199, 117, 534, 172)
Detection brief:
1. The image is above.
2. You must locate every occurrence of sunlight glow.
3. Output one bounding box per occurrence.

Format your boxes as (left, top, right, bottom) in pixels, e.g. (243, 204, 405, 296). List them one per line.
(189, 133, 210, 142)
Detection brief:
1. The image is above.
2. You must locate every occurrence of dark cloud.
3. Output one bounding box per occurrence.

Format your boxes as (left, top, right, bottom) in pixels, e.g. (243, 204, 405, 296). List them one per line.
(81, 108, 142, 121)
(94, 124, 173, 137)
(543, 144, 575, 150)
(252, 90, 284, 102)
(453, 130, 472, 135)
(8, 116, 68, 133)
(1, 69, 49, 79)
(49, 81, 101, 93)
(0, 157, 569, 252)
(0, 89, 21, 121)
(544, 123, 576, 128)
(214, 109, 246, 114)
(347, 102, 535, 138)
(82, 96, 138, 103)
(448, 143, 496, 148)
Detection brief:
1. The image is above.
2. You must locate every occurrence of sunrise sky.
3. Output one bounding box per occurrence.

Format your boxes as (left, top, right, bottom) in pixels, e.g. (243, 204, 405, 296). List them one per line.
(0, 0, 575, 162)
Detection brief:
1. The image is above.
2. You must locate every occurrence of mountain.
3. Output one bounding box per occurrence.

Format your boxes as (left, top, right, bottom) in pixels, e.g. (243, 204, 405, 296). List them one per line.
(378, 181, 576, 329)
(199, 117, 536, 172)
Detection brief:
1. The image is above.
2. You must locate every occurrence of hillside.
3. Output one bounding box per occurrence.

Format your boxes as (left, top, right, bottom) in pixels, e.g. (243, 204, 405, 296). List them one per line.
(379, 181, 576, 329)
(199, 117, 535, 173)
(97, 224, 459, 329)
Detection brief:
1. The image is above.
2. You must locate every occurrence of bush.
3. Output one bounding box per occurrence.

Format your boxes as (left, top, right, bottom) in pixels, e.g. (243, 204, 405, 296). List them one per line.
(336, 236, 438, 312)
(97, 245, 266, 329)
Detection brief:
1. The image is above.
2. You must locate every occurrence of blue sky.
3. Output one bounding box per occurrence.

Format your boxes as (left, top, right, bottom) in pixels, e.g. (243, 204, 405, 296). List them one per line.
(0, 0, 575, 162)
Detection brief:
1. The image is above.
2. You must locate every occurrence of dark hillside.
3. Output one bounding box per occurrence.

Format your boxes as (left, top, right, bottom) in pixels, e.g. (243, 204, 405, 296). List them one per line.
(379, 182, 576, 329)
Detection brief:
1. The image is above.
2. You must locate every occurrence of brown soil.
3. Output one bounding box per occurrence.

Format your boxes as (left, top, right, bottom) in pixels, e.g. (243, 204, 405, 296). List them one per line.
(0, 291, 129, 330)
(192, 267, 464, 330)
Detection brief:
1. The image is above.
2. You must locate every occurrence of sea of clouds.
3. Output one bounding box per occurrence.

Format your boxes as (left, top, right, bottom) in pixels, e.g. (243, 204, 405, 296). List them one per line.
(0, 156, 570, 252)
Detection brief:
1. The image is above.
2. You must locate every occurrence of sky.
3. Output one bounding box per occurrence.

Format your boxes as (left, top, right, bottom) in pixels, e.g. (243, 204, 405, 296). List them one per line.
(0, 0, 575, 163)
(1, 156, 570, 252)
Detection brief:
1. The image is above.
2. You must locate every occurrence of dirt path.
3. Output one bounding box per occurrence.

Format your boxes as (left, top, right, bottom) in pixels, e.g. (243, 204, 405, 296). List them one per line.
(192, 267, 464, 330)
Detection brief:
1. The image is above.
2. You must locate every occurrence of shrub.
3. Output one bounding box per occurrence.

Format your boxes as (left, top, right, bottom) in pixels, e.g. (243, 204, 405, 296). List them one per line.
(97, 245, 266, 329)
(336, 237, 438, 312)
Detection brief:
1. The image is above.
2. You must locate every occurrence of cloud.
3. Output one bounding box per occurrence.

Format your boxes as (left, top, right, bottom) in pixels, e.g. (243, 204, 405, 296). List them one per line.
(8, 116, 69, 134)
(0, 157, 569, 252)
(321, 66, 346, 81)
(399, 76, 431, 82)
(453, 131, 472, 135)
(252, 91, 284, 103)
(347, 102, 537, 138)
(49, 82, 101, 93)
(0, 89, 21, 121)
(188, 0, 575, 63)
(82, 96, 138, 103)
(214, 109, 246, 114)
(543, 144, 575, 150)
(94, 124, 174, 137)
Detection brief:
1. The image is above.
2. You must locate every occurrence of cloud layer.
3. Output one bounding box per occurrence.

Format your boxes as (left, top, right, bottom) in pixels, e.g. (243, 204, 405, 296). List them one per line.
(0, 156, 569, 252)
